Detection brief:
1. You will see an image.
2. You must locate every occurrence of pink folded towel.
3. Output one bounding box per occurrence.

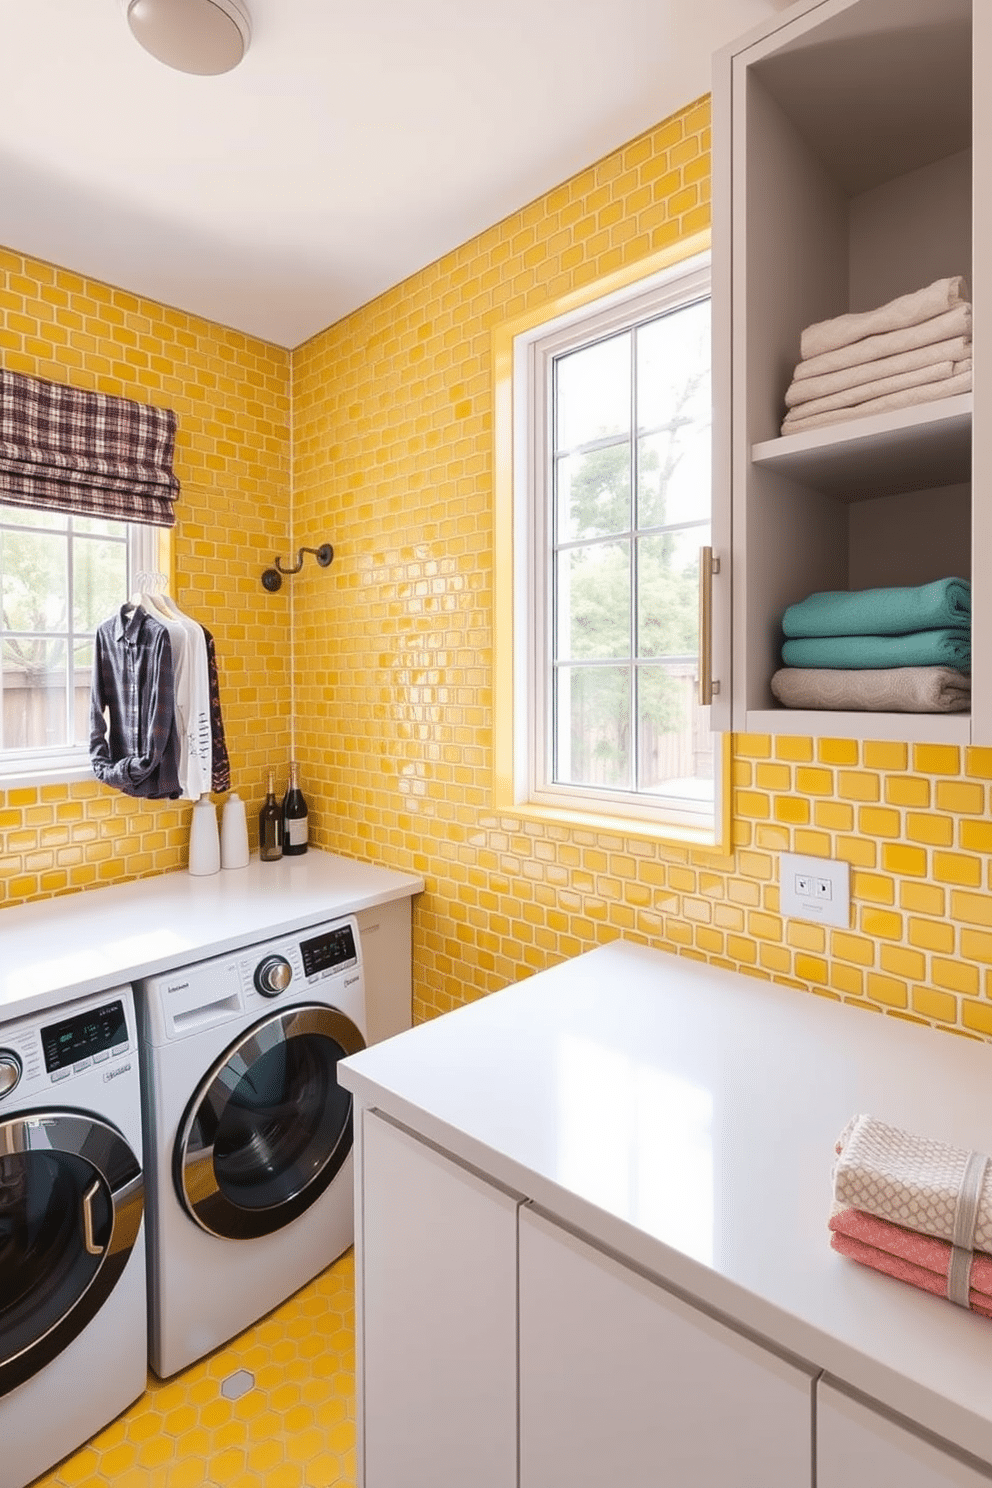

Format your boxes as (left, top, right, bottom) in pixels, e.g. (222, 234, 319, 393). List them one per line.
(830, 1226, 992, 1319)
(832, 1208, 992, 1303)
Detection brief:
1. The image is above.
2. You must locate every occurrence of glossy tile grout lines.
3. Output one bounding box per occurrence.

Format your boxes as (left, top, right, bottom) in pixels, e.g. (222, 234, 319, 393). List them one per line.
(34, 1250, 356, 1488)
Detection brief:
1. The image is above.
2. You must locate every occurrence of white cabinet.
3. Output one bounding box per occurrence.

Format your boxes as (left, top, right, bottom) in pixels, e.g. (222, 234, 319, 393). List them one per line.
(356, 1117, 814, 1488)
(518, 1207, 813, 1488)
(818, 1381, 992, 1487)
(358, 1111, 519, 1488)
(712, 0, 987, 743)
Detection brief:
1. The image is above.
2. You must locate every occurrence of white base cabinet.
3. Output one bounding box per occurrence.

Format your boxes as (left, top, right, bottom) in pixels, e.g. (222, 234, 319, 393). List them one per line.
(818, 1382, 992, 1488)
(359, 1112, 519, 1488)
(518, 1208, 812, 1488)
(355, 1112, 992, 1488)
(342, 942, 992, 1486)
(358, 1113, 813, 1488)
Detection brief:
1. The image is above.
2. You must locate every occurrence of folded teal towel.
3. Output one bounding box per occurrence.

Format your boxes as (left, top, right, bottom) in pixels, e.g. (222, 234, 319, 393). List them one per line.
(782, 629, 971, 671)
(782, 578, 971, 638)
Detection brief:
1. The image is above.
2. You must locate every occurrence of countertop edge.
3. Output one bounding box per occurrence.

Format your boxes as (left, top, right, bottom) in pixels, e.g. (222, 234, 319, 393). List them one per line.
(0, 850, 424, 1023)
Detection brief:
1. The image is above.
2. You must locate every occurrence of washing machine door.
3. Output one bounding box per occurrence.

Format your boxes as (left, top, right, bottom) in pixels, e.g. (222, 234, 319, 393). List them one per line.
(0, 1111, 143, 1397)
(175, 1002, 365, 1240)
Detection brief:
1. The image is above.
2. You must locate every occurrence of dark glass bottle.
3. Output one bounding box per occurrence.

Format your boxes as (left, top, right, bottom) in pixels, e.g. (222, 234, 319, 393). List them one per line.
(282, 760, 309, 856)
(258, 770, 283, 861)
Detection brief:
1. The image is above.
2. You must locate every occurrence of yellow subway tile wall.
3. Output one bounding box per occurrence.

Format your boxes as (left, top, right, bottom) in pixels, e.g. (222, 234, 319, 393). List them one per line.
(291, 96, 992, 1042)
(0, 249, 292, 905)
(4, 94, 992, 1050)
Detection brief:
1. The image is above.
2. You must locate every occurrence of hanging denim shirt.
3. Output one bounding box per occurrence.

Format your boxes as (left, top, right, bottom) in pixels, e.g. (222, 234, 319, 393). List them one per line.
(90, 604, 182, 799)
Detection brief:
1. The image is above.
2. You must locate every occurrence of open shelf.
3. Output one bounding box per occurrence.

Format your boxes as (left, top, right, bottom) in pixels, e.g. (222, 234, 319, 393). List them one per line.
(745, 708, 970, 745)
(751, 395, 972, 501)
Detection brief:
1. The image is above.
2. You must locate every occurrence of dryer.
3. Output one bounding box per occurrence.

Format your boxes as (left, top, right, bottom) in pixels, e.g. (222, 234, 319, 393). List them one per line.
(136, 915, 366, 1378)
(0, 986, 145, 1488)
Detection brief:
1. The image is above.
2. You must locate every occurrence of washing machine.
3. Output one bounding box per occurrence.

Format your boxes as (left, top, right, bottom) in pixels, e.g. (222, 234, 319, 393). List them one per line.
(136, 915, 367, 1378)
(0, 986, 146, 1488)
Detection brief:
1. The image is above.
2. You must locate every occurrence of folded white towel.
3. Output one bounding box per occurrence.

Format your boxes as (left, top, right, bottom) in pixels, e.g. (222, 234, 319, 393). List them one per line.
(793, 303, 972, 381)
(785, 336, 971, 408)
(782, 359, 969, 427)
(780, 369, 972, 436)
(800, 277, 969, 361)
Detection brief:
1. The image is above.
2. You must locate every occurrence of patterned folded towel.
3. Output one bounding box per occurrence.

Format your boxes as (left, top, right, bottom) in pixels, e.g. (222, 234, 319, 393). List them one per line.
(782, 578, 971, 638)
(780, 368, 972, 436)
(832, 1115, 992, 1253)
(793, 303, 972, 381)
(800, 276, 969, 360)
(830, 1208, 992, 1298)
(781, 629, 970, 672)
(770, 666, 970, 713)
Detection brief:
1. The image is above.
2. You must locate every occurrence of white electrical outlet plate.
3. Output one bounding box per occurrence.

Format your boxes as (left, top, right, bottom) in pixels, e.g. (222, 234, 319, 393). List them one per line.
(779, 851, 850, 928)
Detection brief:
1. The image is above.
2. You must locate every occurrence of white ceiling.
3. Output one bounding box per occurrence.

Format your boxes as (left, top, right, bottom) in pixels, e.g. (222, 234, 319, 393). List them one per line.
(0, 0, 794, 349)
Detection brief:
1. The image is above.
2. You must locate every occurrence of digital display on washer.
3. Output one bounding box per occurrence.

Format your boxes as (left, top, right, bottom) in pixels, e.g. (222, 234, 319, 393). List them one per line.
(300, 923, 357, 978)
(41, 999, 127, 1073)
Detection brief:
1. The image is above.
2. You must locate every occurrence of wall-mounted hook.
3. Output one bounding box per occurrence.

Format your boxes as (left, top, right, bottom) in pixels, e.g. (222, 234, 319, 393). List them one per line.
(261, 543, 334, 591)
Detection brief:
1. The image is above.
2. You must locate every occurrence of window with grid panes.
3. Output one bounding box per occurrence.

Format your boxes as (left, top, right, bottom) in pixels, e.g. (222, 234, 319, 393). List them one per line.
(0, 504, 158, 782)
(508, 254, 719, 837)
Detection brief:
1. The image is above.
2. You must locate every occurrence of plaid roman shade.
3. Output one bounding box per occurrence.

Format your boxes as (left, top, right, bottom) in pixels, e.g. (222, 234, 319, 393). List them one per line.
(0, 368, 180, 527)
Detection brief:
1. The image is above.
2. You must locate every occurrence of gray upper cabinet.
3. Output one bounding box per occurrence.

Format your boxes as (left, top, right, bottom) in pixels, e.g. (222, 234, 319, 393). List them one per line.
(711, 0, 988, 744)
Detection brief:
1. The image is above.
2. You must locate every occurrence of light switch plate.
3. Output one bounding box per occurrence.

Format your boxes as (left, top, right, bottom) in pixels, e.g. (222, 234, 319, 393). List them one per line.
(779, 851, 850, 928)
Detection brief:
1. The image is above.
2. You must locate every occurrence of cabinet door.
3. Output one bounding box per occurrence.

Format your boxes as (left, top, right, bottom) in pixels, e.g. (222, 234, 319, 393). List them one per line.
(519, 1207, 812, 1488)
(360, 1111, 519, 1488)
(818, 1381, 992, 1488)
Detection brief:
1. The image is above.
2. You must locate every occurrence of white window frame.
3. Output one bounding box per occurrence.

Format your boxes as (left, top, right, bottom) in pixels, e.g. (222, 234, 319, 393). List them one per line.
(0, 512, 162, 788)
(501, 247, 725, 845)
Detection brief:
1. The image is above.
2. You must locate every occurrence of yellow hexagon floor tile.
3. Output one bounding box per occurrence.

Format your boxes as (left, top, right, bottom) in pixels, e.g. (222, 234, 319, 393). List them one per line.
(30, 1249, 357, 1488)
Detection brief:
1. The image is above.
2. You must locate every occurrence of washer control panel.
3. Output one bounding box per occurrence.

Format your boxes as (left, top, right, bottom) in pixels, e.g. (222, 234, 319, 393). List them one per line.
(299, 920, 358, 979)
(42, 997, 129, 1075)
(0, 989, 134, 1096)
(238, 917, 360, 1005)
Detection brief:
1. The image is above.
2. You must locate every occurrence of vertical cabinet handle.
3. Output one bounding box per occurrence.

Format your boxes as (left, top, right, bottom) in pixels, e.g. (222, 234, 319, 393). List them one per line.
(82, 1179, 104, 1257)
(698, 547, 721, 706)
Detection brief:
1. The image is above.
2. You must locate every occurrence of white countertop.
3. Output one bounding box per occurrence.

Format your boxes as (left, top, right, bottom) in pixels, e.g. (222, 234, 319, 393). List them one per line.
(0, 850, 423, 1023)
(340, 941, 992, 1465)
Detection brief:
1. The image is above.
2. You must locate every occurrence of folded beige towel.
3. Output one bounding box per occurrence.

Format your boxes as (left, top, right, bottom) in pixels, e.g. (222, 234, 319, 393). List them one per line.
(800, 277, 969, 361)
(771, 666, 971, 713)
(780, 368, 972, 436)
(782, 359, 969, 427)
(785, 336, 971, 408)
(832, 1114, 992, 1253)
(794, 303, 972, 381)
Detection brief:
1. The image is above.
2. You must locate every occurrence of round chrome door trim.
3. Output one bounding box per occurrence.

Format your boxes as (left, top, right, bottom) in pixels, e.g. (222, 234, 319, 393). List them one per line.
(174, 1002, 365, 1241)
(0, 1110, 143, 1397)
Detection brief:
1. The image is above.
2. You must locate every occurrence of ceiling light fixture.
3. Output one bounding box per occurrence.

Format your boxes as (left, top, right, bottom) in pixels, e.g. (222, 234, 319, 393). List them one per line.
(122, 0, 251, 76)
